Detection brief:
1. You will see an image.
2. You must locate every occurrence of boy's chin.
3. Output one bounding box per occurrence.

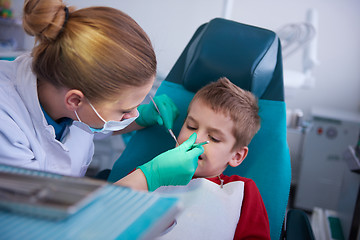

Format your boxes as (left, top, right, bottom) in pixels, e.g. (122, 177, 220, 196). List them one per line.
(193, 169, 208, 178)
(193, 170, 201, 178)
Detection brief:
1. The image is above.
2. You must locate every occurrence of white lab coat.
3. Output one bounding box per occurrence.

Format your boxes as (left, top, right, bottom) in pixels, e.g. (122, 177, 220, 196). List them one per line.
(0, 53, 94, 177)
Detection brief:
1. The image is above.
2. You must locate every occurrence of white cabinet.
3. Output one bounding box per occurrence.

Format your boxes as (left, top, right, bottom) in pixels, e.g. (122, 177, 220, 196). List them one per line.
(0, 18, 28, 60)
(0, 0, 34, 60)
(295, 107, 360, 211)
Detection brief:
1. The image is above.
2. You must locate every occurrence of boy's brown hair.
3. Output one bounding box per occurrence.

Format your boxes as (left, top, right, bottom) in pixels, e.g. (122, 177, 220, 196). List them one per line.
(190, 77, 260, 150)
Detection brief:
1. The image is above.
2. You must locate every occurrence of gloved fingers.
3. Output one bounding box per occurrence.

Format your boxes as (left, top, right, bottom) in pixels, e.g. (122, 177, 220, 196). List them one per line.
(178, 132, 197, 151)
(187, 145, 204, 158)
(135, 104, 158, 127)
(156, 116, 164, 126)
(160, 112, 173, 130)
(186, 146, 204, 169)
(181, 146, 203, 180)
(136, 104, 146, 115)
(172, 103, 180, 116)
(155, 97, 172, 128)
(154, 94, 179, 130)
(168, 102, 180, 123)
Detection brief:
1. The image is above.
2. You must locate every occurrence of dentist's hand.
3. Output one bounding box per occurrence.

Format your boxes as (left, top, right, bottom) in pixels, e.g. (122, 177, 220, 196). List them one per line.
(138, 133, 204, 191)
(135, 94, 179, 130)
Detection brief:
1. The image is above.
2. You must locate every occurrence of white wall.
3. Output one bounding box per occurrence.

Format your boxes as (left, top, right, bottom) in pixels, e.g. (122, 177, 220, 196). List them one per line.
(229, 0, 360, 118)
(14, 0, 360, 118)
(65, 0, 224, 77)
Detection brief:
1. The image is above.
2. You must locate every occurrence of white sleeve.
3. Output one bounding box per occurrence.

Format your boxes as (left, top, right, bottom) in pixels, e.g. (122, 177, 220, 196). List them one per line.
(0, 114, 39, 169)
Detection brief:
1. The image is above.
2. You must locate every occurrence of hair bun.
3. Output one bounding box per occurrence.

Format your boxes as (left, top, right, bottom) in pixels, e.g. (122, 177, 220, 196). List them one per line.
(23, 0, 67, 42)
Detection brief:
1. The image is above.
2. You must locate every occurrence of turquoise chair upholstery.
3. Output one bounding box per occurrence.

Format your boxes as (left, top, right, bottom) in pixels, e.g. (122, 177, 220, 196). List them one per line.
(108, 18, 291, 240)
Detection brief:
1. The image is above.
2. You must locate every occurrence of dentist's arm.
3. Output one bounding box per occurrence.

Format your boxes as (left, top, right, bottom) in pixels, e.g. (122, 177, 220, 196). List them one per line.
(114, 168, 148, 191)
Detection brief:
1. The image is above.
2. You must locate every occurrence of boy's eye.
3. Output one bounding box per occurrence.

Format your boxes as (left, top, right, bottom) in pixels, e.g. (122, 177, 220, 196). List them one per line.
(186, 125, 197, 130)
(209, 135, 220, 143)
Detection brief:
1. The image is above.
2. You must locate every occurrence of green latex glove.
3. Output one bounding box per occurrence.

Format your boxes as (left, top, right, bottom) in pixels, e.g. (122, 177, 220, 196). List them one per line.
(138, 133, 204, 191)
(135, 94, 179, 130)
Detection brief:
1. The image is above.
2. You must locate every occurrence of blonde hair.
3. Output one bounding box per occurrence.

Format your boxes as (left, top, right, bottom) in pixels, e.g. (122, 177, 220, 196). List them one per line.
(23, 0, 156, 103)
(190, 77, 260, 150)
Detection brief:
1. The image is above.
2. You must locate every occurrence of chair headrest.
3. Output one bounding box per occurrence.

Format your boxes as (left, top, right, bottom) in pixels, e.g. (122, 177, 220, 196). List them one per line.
(180, 18, 283, 100)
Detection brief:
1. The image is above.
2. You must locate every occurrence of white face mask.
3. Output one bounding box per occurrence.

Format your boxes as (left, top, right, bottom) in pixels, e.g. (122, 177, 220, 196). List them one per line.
(74, 102, 138, 134)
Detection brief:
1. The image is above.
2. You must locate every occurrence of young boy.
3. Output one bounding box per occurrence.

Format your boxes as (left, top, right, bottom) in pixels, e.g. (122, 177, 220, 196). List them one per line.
(154, 77, 270, 240)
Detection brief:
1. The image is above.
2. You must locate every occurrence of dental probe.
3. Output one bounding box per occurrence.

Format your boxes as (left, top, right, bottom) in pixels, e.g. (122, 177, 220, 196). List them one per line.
(150, 96, 180, 146)
(190, 141, 210, 150)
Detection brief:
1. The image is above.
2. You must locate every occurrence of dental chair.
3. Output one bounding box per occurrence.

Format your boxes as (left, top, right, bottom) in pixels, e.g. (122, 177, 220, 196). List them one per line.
(108, 18, 313, 240)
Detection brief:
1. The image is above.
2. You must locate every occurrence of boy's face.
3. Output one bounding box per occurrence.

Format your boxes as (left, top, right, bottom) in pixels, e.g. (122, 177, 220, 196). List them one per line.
(178, 99, 247, 178)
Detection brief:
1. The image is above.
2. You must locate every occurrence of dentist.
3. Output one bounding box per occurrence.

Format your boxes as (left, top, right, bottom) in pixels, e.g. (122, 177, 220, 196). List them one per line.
(0, 0, 203, 191)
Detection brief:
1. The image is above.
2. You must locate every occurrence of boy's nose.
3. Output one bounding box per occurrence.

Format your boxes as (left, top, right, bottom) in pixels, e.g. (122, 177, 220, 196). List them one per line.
(195, 132, 207, 144)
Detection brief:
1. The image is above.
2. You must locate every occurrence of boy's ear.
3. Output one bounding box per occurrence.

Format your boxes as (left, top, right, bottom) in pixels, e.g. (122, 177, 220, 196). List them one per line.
(229, 146, 248, 167)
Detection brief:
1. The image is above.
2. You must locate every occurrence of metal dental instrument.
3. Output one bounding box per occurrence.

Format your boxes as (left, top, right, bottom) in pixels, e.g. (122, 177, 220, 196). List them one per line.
(150, 96, 180, 146)
(190, 141, 209, 150)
